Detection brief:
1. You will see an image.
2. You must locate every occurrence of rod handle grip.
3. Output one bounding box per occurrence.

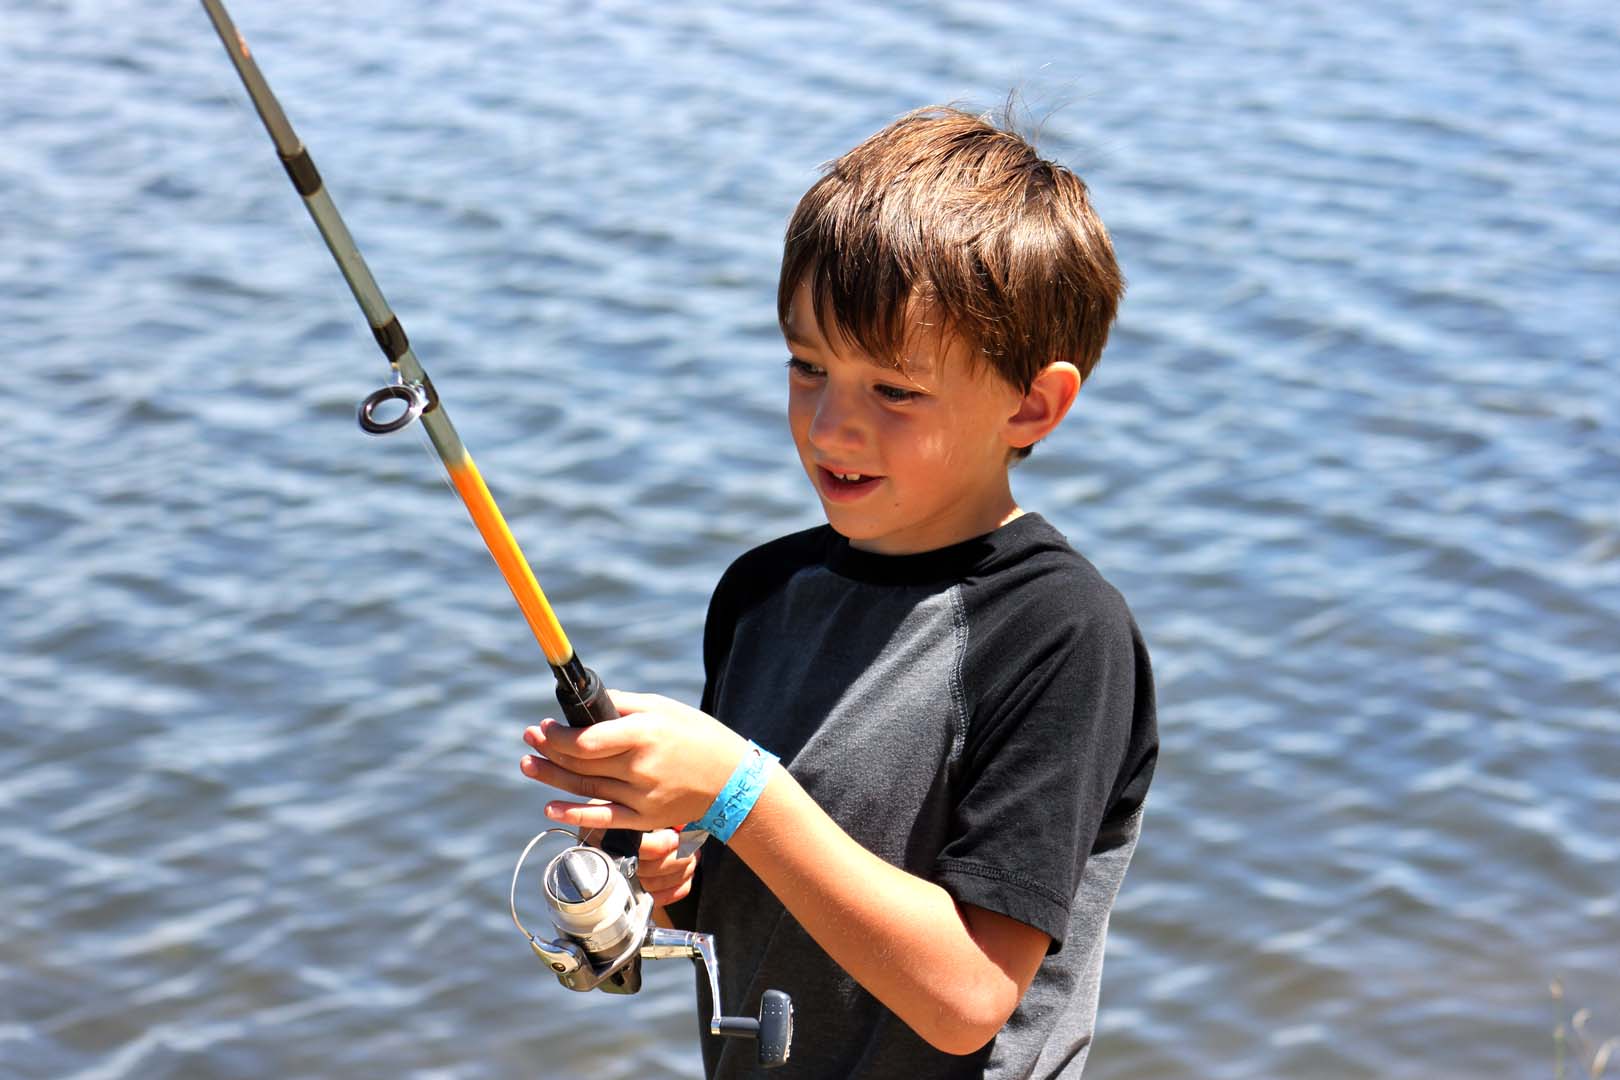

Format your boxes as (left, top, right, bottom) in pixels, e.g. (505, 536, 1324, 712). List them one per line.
(555, 663, 641, 860)
(558, 664, 619, 728)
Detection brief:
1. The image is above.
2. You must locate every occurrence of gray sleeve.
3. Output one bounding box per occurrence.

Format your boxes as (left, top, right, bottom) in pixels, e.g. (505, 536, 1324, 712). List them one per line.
(933, 564, 1153, 949)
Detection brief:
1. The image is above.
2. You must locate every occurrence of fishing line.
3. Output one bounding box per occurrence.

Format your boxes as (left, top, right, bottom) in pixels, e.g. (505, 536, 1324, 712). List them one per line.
(198, 0, 623, 763)
(199, 7, 793, 1058)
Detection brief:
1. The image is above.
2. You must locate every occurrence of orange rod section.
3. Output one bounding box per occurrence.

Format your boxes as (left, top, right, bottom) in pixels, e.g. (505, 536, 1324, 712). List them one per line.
(445, 453, 573, 665)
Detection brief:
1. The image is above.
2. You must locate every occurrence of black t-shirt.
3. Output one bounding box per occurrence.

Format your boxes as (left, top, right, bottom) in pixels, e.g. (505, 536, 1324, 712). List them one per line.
(672, 513, 1156, 1078)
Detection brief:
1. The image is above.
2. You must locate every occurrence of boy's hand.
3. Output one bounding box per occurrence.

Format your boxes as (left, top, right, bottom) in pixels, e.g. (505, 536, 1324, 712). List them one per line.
(520, 690, 751, 833)
(635, 827, 701, 908)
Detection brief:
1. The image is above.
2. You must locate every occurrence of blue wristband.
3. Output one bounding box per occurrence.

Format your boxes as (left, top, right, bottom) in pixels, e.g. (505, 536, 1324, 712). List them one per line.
(691, 741, 779, 844)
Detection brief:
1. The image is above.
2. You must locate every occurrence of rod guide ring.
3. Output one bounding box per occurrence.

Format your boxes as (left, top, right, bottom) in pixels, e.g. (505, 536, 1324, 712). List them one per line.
(358, 382, 428, 435)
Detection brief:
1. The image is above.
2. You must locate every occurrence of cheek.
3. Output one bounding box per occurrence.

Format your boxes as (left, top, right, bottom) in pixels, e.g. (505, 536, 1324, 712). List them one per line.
(786, 389, 813, 439)
(908, 428, 951, 466)
(938, 398, 1010, 460)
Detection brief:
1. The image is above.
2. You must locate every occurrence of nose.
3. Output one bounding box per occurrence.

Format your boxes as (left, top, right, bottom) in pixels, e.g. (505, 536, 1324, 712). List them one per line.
(807, 382, 865, 454)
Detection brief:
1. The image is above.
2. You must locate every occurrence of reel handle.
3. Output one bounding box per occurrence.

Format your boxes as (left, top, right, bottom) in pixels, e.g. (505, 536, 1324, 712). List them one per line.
(553, 657, 641, 860)
(714, 989, 793, 1068)
(641, 929, 793, 1068)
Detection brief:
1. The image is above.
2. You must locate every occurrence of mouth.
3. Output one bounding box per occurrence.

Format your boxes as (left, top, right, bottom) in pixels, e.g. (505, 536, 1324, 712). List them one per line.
(816, 465, 883, 500)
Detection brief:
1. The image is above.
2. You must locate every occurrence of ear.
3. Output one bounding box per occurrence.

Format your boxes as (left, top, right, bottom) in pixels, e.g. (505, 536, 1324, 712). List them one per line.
(1005, 361, 1082, 449)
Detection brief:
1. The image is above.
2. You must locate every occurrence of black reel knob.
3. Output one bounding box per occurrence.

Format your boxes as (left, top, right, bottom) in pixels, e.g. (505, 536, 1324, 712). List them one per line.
(756, 989, 793, 1068)
(714, 988, 793, 1068)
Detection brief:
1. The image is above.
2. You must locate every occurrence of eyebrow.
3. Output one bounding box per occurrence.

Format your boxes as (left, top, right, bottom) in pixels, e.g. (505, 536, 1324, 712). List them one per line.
(784, 325, 937, 381)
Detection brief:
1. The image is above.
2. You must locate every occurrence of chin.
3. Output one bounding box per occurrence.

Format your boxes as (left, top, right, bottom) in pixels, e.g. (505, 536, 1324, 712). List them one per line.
(818, 504, 874, 541)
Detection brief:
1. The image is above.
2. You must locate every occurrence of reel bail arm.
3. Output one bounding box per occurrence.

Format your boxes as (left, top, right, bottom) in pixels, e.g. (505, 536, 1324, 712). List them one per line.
(512, 830, 793, 1068)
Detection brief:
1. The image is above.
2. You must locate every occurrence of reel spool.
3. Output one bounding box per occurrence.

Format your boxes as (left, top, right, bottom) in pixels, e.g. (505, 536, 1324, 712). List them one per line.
(512, 829, 793, 1068)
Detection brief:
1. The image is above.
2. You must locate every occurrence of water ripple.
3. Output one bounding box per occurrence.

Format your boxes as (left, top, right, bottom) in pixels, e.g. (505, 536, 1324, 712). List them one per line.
(4, 0, 1618, 1077)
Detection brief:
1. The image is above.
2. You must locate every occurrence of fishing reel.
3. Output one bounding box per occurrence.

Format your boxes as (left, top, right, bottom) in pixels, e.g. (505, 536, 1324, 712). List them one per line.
(511, 829, 793, 1069)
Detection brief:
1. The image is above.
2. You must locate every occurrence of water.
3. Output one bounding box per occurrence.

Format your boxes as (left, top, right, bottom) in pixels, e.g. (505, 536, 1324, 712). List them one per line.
(3, 1, 1617, 1076)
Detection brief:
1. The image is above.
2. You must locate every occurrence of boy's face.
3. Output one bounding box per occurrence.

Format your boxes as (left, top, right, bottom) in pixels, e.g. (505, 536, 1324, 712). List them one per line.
(783, 282, 1026, 555)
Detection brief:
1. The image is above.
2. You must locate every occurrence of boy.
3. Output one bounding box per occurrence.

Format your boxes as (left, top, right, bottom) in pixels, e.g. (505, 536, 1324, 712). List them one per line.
(521, 106, 1157, 1078)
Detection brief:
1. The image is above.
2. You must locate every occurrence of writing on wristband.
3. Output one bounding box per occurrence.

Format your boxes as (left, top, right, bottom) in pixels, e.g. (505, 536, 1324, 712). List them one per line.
(689, 741, 779, 844)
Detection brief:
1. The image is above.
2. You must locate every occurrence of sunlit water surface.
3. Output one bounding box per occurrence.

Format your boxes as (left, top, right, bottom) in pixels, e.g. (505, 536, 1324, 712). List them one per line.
(3, 1, 1617, 1077)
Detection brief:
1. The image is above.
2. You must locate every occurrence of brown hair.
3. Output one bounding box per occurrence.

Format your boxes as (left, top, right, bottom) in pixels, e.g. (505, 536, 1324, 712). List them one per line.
(778, 106, 1124, 457)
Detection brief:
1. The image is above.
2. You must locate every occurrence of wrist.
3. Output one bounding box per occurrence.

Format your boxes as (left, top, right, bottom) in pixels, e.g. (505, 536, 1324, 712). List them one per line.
(688, 740, 779, 844)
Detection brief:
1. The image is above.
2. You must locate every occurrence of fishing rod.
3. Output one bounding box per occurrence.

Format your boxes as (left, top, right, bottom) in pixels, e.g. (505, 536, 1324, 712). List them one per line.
(197, 0, 610, 739)
(199, 3, 791, 1062)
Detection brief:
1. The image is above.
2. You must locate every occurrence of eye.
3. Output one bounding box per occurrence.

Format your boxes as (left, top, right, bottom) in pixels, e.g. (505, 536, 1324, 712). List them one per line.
(874, 383, 922, 403)
(785, 356, 824, 379)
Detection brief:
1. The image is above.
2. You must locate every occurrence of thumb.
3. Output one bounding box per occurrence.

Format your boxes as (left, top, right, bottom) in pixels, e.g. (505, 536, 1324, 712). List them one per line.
(606, 688, 668, 715)
(638, 827, 681, 860)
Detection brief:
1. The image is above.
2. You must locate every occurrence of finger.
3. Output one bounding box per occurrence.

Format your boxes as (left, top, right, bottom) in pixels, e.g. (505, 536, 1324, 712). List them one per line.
(604, 689, 671, 716)
(638, 845, 699, 885)
(647, 877, 694, 908)
(525, 718, 592, 756)
(520, 754, 634, 807)
(526, 716, 646, 761)
(543, 797, 647, 832)
(638, 828, 681, 861)
(523, 744, 619, 784)
(639, 863, 696, 893)
(641, 849, 701, 882)
(522, 724, 635, 782)
(638, 869, 681, 893)
(637, 847, 696, 881)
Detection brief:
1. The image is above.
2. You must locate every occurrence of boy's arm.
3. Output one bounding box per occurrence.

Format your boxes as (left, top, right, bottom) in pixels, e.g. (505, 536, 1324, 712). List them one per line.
(521, 693, 1050, 1055)
(730, 761, 1051, 1054)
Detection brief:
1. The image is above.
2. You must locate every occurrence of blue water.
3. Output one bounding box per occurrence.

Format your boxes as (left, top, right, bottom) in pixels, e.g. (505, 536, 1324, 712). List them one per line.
(3, 1, 1617, 1077)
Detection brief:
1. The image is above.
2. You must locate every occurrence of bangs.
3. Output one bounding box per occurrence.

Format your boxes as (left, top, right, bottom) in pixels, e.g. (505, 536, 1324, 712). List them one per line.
(777, 223, 928, 377)
(776, 106, 1123, 393)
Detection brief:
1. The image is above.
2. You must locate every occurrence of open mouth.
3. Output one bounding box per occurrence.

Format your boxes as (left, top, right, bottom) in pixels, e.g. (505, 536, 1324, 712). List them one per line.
(818, 466, 883, 496)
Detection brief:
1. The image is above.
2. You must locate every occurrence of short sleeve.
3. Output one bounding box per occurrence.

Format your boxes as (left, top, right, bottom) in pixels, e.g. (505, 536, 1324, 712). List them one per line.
(932, 563, 1154, 949)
